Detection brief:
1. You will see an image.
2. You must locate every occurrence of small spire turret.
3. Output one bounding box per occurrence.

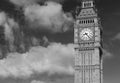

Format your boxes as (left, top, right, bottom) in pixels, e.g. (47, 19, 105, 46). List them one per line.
(82, 0, 94, 8)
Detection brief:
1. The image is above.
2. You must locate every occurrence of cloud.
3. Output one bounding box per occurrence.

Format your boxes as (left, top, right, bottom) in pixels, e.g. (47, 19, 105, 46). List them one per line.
(0, 43, 74, 78)
(0, 12, 19, 52)
(31, 80, 46, 83)
(0, 12, 7, 25)
(112, 33, 120, 40)
(9, 0, 39, 6)
(9, 0, 74, 33)
(24, 2, 74, 33)
(103, 49, 113, 59)
(9, 0, 65, 7)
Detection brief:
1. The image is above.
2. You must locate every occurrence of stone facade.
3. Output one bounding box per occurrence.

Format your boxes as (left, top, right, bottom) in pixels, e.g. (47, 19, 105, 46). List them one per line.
(74, 0, 103, 83)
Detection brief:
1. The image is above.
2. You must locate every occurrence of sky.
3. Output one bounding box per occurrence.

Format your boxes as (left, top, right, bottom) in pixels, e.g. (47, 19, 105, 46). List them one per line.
(0, 0, 120, 83)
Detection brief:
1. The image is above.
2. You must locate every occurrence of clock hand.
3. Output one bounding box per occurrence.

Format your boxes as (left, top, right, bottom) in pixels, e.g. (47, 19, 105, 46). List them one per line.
(86, 34, 91, 39)
(83, 33, 87, 36)
(84, 33, 91, 39)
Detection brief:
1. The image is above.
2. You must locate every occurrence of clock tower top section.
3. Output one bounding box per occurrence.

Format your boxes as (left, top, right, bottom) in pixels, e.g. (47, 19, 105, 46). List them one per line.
(74, 0, 101, 47)
(81, 0, 94, 8)
(77, 0, 97, 19)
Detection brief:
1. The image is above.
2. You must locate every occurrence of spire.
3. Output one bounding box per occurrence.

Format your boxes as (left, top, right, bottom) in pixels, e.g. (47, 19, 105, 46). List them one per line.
(81, 0, 94, 8)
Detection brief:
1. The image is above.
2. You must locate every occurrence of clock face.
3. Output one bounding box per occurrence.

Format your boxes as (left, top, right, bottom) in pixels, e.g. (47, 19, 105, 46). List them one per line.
(80, 28, 93, 40)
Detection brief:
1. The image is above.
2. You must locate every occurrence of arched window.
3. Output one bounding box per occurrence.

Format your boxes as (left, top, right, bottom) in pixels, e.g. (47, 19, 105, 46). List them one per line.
(92, 19, 94, 23)
(84, 20, 85, 24)
(82, 21, 83, 24)
(79, 21, 81, 24)
(88, 20, 90, 23)
(85, 20, 87, 24)
(90, 20, 92, 23)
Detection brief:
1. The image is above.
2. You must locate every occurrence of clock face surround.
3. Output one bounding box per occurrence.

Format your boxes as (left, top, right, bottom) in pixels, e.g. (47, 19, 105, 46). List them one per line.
(80, 28, 93, 41)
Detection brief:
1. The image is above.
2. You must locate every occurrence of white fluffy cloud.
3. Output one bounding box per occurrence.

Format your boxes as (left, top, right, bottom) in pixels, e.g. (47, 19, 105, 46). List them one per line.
(9, 0, 74, 33)
(31, 80, 46, 83)
(24, 2, 73, 33)
(0, 43, 74, 78)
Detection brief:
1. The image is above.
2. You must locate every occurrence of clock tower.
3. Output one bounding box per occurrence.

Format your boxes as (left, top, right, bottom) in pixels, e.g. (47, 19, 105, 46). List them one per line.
(74, 0, 103, 83)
